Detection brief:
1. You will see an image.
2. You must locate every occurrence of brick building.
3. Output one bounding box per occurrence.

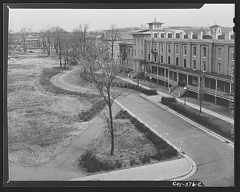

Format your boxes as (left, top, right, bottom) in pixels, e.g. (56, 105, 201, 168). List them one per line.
(119, 19, 235, 107)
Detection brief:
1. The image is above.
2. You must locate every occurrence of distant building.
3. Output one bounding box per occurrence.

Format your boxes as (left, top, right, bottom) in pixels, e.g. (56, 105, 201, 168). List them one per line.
(119, 19, 235, 107)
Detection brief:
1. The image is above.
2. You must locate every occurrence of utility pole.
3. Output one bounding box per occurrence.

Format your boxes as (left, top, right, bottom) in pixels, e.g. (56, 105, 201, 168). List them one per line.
(199, 71, 205, 113)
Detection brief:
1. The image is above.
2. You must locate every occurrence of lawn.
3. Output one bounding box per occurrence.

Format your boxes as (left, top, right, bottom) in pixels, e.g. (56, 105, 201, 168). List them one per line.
(7, 50, 96, 167)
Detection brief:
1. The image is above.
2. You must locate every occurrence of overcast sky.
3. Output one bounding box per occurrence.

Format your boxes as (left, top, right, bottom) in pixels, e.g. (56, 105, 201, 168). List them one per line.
(9, 4, 235, 32)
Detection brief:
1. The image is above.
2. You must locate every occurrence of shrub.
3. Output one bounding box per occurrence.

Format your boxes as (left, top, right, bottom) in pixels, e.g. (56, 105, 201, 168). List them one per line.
(130, 159, 139, 166)
(140, 153, 151, 164)
(115, 160, 122, 169)
(80, 150, 115, 172)
(166, 102, 232, 140)
(161, 97, 177, 105)
(151, 150, 162, 161)
(78, 99, 106, 121)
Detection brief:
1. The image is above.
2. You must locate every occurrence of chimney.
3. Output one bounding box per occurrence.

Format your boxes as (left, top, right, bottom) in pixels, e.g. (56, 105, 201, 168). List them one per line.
(172, 32, 176, 39)
(212, 31, 218, 40)
(180, 31, 185, 39)
(164, 32, 168, 38)
(188, 31, 193, 39)
(197, 31, 203, 39)
(224, 31, 233, 40)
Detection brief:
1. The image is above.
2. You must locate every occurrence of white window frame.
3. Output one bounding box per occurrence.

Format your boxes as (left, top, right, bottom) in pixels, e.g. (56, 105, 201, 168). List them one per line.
(168, 56, 171, 64)
(203, 47, 207, 58)
(193, 60, 196, 70)
(176, 44, 179, 54)
(184, 45, 187, 55)
(218, 47, 222, 59)
(183, 59, 187, 68)
(176, 57, 179, 66)
(203, 61, 206, 72)
(231, 50, 235, 61)
(218, 63, 221, 74)
(168, 44, 171, 53)
(193, 46, 197, 57)
(161, 44, 164, 52)
(161, 55, 163, 63)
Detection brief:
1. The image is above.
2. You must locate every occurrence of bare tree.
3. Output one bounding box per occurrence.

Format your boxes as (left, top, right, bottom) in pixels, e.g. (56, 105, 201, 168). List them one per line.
(52, 26, 67, 68)
(20, 28, 31, 52)
(82, 44, 126, 155)
(104, 25, 120, 58)
(71, 24, 91, 63)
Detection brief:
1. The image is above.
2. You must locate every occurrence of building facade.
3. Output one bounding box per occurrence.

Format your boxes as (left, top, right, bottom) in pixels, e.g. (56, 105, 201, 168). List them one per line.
(119, 19, 235, 107)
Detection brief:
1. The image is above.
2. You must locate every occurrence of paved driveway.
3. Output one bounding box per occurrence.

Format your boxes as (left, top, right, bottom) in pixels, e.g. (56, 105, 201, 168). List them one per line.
(115, 92, 234, 187)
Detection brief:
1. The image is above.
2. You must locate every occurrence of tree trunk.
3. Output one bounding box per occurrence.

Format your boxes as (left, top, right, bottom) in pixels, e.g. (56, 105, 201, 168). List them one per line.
(108, 93, 114, 155)
(59, 40, 62, 68)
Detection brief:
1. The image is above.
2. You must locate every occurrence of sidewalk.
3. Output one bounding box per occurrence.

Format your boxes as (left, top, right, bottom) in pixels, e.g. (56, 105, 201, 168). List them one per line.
(50, 69, 196, 181)
(117, 76, 234, 124)
(70, 158, 192, 181)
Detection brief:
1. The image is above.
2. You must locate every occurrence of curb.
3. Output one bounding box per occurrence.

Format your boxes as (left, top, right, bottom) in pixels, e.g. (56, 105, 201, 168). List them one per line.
(114, 99, 197, 181)
(52, 70, 196, 181)
(140, 94, 234, 147)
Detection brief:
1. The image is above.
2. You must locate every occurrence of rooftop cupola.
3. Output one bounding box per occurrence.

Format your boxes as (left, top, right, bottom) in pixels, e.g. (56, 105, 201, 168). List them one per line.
(209, 23, 222, 35)
(147, 18, 164, 30)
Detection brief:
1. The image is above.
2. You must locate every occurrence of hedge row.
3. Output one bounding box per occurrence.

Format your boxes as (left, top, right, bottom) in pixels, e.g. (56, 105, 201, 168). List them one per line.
(39, 67, 97, 100)
(115, 110, 178, 161)
(161, 97, 233, 141)
(79, 72, 158, 96)
(78, 99, 106, 122)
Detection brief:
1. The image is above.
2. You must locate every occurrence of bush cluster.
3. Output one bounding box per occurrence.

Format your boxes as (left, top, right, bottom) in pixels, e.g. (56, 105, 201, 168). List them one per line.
(161, 97, 233, 141)
(118, 82, 158, 96)
(161, 97, 177, 105)
(39, 67, 97, 100)
(80, 151, 116, 172)
(78, 99, 106, 121)
(115, 110, 178, 158)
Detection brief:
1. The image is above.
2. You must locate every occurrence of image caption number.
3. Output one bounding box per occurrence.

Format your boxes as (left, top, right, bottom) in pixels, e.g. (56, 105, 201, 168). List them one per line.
(172, 181, 204, 187)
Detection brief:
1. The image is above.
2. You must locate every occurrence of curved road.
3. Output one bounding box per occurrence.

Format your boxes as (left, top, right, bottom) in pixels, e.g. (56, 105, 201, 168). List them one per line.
(53, 68, 234, 187)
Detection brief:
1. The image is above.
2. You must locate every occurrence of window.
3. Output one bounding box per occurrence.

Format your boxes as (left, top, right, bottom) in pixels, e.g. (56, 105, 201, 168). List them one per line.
(134, 49, 136, 56)
(184, 59, 187, 68)
(134, 39, 136, 46)
(132, 49, 133, 56)
(176, 44, 179, 54)
(141, 39, 143, 46)
(203, 61, 206, 72)
(203, 47, 207, 57)
(141, 50, 143, 57)
(168, 44, 171, 53)
(137, 39, 140, 46)
(176, 58, 179, 66)
(218, 48, 222, 59)
(161, 44, 164, 52)
(231, 50, 234, 61)
(148, 54, 151, 61)
(161, 33, 164, 38)
(155, 44, 158, 51)
(128, 49, 130, 55)
(168, 33, 172, 38)
(193, 46, 197, 56)
(161, 55, 163, 63)
(184, 46, 187, 55)
(193, 60, 196, 70)
(154, 54, 157, 62)
(168, 56, 171, 64)
(154, 33, 158, 38)
(218, 63, 221, 74)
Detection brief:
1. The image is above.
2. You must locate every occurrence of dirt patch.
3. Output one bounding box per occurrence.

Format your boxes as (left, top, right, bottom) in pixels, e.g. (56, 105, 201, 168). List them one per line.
(7, 49, 93, 167)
